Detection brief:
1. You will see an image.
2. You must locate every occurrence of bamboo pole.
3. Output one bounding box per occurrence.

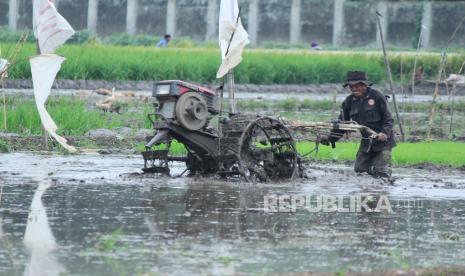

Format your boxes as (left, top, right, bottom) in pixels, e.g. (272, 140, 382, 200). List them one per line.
(1, 77, 6, 131)
(1, 33, 28, 131)
(0, 47, 5, 130)
(35, 41, 49, 148)
(222, 9, 242, 115)
(285, 120, 378, 136)
(411, 25, 426, 113)
(376, 11, 405, 142)
(228, 70, 236, 114)
(448, 60, 465, 136)
(400, 56, 404, 99)
(0, 56, 6, 130)
(427, 53, 447, 139)
(427, 15, 465, 139)
(442, 68, 452, 136)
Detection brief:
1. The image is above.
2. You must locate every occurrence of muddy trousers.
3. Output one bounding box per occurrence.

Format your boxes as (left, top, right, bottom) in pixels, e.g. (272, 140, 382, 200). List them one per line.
(354, 148, 392, 178)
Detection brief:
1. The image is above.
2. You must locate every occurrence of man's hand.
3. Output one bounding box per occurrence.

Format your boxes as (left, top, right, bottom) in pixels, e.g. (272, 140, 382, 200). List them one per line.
(320, 135, 336, 148)
(377, 132, 388, 142)
(319, 135, 330, 146)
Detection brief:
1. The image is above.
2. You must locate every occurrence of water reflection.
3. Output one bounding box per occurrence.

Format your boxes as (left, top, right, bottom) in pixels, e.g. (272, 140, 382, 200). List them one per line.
(23, 181, 65, 276)
(0, 185, 3, 240)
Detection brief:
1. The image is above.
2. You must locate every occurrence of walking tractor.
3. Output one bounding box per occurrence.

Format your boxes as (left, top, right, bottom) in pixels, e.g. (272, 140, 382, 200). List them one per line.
(141, 80, 378, 182)
(142, 80, 299, 182)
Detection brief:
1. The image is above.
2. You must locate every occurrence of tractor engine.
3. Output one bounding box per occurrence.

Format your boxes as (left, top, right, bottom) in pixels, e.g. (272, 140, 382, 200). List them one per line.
(152, 80, 219, 131)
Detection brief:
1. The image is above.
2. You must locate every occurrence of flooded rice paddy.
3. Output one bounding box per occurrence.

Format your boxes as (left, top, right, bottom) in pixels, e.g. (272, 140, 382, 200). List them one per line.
(4, 88, 465, 103)
(1, 153, 465, 275)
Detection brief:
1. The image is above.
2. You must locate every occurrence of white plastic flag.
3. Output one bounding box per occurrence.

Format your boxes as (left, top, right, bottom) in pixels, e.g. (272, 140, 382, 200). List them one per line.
(33, 0, 75, 54)
(0, 59, 8, 75)
(216, 0, 250, 78)
(30, 55, 76, 152)
(31, 0, 76, 152)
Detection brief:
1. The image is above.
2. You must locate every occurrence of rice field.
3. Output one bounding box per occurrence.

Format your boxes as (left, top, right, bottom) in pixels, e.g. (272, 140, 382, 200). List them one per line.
(1, 43, 465, 84)
(1, 96, 464, 166)
(298, 141, 465, 167)
(0, 96, 152, 135)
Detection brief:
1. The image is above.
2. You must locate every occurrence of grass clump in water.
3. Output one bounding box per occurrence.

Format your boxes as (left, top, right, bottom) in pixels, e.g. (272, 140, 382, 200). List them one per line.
(0, 139, 10, 152)
(0, 97, 114, 135)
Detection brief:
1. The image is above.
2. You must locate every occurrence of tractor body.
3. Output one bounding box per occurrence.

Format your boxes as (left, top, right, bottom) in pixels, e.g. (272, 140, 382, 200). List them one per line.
(142, 80, 299, 181)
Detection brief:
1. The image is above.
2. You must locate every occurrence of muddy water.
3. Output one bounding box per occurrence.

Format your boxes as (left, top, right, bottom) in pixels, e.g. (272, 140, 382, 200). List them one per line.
(5, 88, 465, 103)
(1, 153, 465, 275)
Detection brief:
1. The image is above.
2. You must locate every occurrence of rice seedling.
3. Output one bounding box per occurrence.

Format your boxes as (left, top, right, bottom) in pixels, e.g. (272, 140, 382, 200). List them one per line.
(2, 43, 464, 84)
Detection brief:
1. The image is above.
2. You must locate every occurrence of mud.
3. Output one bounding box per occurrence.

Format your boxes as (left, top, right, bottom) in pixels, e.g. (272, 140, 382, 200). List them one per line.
(2, 135, 463, 172)
(0, 135, 146, 153)
(1, 153, 465, 275)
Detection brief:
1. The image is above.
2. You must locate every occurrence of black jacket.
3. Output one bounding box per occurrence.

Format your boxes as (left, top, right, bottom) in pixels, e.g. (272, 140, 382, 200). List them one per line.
(329, 87, 396, 152)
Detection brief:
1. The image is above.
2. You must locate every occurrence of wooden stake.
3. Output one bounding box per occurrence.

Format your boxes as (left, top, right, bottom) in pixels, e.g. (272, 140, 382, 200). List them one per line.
(331, 90, 337, 118)
(227, 70, 236, 114)
(376, 11, 405, 142)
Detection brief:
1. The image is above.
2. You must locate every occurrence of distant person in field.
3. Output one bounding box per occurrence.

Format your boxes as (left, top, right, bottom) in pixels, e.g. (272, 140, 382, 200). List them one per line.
(320, 71, 396, 182)
(310, 41, 321, 50)
(156, 34, 171, 48)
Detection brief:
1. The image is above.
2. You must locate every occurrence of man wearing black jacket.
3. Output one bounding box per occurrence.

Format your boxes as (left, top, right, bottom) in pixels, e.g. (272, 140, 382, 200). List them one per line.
(321, 71, 396, 179)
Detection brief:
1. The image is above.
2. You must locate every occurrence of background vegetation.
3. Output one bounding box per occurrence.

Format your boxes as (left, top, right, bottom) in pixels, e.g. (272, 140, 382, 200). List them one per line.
(1, 40, 465, 85)
(0, 97, 152, 135)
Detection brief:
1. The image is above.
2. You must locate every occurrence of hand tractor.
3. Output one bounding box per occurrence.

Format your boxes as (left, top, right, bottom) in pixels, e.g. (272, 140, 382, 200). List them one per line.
(142, 80, 377, 182)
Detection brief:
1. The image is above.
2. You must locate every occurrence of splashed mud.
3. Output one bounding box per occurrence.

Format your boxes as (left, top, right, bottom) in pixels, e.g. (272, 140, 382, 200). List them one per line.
(1, 153, 465, 275)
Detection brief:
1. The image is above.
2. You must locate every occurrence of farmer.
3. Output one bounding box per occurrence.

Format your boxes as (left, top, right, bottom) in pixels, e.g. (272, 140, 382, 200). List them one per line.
(310, 41, 321, 50)
(320, 71, 396, 181)
(156, 34, 172, 48)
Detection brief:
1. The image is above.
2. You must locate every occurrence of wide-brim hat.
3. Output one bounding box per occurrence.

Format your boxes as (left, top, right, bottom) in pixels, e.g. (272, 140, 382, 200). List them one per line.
(343, 71, 373, 87)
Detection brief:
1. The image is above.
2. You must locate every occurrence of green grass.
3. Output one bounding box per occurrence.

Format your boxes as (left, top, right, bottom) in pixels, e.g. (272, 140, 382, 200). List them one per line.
(298, 141, 465, 167)
(0, 96, 152, 135)
(2, 43, 465, 84)
(0, 138, 9, 152)
(0, 97, 106, 135)
(153, 141, 465, 167)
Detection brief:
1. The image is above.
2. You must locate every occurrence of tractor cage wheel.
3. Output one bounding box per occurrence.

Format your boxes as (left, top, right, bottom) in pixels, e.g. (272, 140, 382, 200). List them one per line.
(237, 116, 298, 182)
